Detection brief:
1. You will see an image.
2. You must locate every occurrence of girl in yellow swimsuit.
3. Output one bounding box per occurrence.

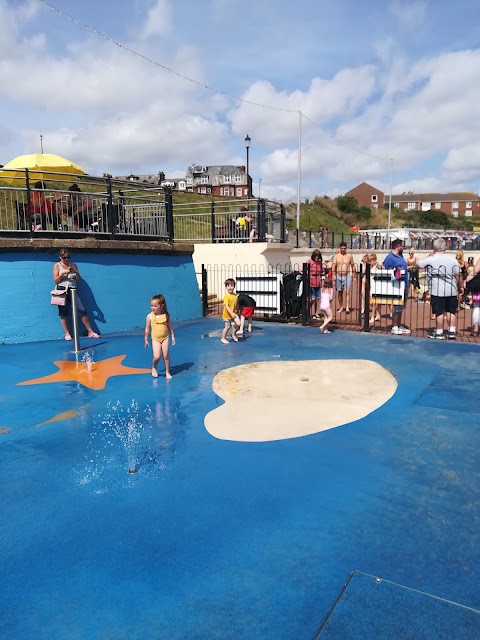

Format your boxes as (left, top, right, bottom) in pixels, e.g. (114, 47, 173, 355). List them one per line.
(144, 294, 176, 379)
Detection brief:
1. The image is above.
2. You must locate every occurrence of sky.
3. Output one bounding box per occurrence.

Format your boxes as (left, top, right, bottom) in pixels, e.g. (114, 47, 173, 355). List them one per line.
(1, 0, 480, 202)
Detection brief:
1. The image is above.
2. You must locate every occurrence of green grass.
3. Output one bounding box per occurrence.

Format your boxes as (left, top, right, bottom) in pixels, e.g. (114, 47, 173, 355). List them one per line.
(286, 199, 351, 233)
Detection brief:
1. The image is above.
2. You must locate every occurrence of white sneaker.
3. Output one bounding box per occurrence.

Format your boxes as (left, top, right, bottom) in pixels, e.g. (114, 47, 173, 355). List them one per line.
(391, 326, 401, 334)
(399, 326, 411, 334)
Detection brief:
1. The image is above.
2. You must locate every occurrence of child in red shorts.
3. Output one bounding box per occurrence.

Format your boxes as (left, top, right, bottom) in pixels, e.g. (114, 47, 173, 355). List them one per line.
(236, 293, 256, 335)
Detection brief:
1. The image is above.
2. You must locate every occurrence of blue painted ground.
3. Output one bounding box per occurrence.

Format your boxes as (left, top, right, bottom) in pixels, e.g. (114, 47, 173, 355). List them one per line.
(1, 320, 479, 639)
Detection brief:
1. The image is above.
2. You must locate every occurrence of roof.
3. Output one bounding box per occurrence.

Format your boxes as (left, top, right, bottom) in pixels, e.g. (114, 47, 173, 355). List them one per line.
(390, 192, 478, 202)
(186, 164, 245, 177)
(346, 182, 384, 194)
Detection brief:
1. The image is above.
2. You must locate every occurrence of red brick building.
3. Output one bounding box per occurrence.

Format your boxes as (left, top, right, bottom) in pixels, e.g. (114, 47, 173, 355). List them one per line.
(346, 182, 479, 218)
(345, 182, 385, 209)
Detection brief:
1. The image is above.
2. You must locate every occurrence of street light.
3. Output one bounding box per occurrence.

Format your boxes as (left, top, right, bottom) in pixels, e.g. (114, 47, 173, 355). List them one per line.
(245, 134, 251, 199)
(258, 178, 262, 199)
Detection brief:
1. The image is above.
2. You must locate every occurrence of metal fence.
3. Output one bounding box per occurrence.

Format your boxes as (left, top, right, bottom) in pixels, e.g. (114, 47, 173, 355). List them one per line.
(173, 198, 285, 243)
(0, 169, 285, 242)
(200, 263, 308, 322)
(200, 262, 480, 342)
(290, 227, 480, 252)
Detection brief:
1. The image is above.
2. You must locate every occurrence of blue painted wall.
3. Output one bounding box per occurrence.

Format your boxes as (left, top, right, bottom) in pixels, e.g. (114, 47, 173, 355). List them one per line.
(0, 251, 201, 344)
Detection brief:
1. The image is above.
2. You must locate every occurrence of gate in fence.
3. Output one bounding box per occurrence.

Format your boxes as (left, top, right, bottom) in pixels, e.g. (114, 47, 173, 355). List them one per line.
(200, 263, 309, 324)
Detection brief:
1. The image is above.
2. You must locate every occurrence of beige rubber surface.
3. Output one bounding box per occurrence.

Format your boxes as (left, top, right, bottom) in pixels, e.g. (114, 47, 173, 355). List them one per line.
(205, 359, 397, 442)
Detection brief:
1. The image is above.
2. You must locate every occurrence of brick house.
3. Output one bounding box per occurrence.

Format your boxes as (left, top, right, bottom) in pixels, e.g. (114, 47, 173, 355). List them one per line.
(345, 182, 385, 209)
(185, 164, 251, 198)
(346, 182, 479, 217)
(389, 192, 479, 218)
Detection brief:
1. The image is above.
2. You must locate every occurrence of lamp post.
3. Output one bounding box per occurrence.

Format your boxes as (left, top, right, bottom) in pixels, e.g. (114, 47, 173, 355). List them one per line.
(258, 178, 262, 199)
(245, 134, 251, 199)
(40, 134, 44, 154)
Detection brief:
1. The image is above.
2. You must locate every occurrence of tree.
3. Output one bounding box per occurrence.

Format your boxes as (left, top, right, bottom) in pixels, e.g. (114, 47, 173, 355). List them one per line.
(336, 195, 359, 215)
(418, 209, 449, 228)
(358, 206, 372, 222)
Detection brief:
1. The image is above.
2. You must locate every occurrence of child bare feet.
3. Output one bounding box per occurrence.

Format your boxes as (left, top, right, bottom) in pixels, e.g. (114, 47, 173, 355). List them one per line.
(232, 335, 239, 342)
(152, 367, 159, 378)
(166, 372, 172, 380)
(221, 338, 229, 344)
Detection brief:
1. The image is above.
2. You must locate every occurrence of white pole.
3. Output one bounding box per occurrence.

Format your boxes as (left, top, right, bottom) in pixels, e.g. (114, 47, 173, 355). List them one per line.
(296, 110, 302, 232)
(386, 157, 393, 248)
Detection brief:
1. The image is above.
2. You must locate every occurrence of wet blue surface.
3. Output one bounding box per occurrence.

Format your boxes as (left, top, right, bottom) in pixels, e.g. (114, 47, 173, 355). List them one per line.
(1, 320, 480, 639)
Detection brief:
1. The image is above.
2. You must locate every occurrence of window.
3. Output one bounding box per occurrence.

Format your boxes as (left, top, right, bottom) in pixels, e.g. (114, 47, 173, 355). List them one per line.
(223, 175, 232, 184)
(452, 211, 458, 218)
(236, 187, 242, 197)
(372, 204, 378, 210)
(407, 202, 416, 210)
(466, 201, 472, 208)
(234, 174, 242, 183)
(244, 187, 248, 197)
(201, 176, 208, 184)
(207, 188, 211, 194)
(371, 194, 378, 203)
(219, 188, 224, 196)
(223, 187, 230, 196)
(465, 210, 472, 217)
(452, 201, 459, 208)
(186, 177, 193, 185)
(435, 202, 441, 209)
(421, 202, 431, 211)
(200, 187, 206, 194)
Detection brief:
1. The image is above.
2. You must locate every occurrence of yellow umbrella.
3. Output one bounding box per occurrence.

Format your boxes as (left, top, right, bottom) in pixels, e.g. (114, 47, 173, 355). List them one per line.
(0, 153, 86, 184)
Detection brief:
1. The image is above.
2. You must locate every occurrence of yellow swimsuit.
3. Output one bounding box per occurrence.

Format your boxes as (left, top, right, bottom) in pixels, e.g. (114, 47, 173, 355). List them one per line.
(151, 312, 169, 342)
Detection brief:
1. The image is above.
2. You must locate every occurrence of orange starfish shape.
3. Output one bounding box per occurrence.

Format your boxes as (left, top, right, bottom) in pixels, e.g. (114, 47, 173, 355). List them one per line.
(17, 355, 151, 391)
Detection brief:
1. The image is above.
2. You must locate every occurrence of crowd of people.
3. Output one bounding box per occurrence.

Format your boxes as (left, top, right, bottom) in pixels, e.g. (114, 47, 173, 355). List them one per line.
(307, 240, 480, 340)
(29, 182, 96, 231)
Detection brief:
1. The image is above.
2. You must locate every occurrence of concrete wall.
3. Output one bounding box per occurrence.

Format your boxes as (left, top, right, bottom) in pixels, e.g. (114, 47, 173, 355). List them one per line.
(0, 240, 201, 344)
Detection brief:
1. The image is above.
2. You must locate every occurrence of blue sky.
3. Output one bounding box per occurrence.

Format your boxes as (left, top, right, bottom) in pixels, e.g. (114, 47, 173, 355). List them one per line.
(1, 0, 480, 201)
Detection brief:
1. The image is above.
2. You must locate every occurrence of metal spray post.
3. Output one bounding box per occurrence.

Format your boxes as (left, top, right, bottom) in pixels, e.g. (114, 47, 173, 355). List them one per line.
(68, 273, 81, 353)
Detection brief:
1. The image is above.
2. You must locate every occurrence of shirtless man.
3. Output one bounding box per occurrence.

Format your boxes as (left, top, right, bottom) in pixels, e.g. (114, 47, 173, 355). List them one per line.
(332, 242, 357, 313)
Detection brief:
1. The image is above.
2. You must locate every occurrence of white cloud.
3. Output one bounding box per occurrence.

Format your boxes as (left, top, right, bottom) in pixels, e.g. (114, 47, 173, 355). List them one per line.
(21, 106, 230, 175)
(229, 65, 376, 147)
(140, 0, 173, 39)
(389, 0, 427, 30)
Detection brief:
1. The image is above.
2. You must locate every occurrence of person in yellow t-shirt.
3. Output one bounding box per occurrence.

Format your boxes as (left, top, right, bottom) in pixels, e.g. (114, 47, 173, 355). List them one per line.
(221, 278, 240, 344)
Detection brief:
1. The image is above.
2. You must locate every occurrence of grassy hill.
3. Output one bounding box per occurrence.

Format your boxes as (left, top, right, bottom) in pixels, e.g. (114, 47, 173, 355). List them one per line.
(285, 197, 351, 233)
(286, 196, 480, 232)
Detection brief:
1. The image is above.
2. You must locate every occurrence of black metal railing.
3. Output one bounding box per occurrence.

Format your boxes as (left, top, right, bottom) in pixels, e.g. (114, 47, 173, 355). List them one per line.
(0, 169, 285, 243)
(288, 227, 480, 252)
